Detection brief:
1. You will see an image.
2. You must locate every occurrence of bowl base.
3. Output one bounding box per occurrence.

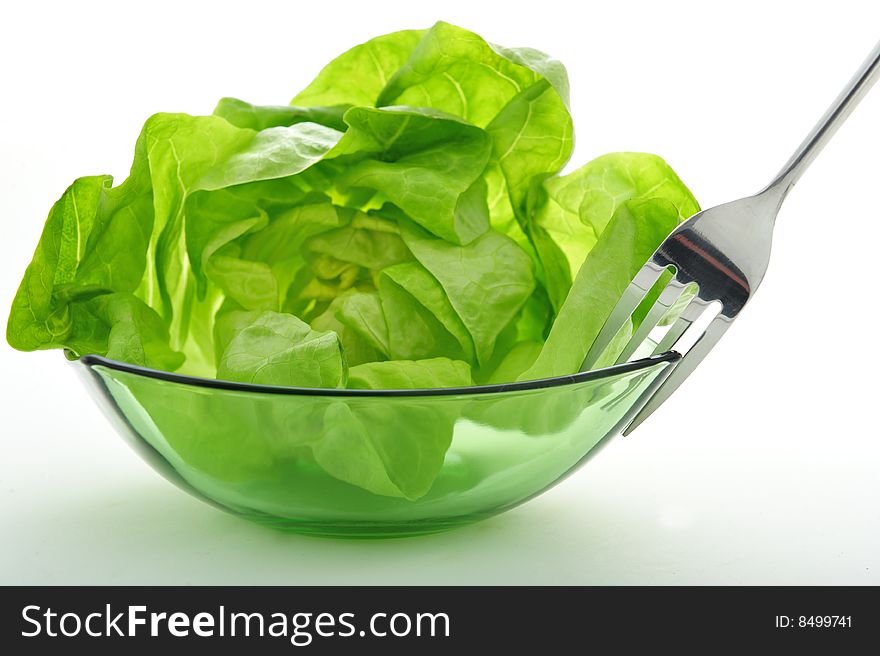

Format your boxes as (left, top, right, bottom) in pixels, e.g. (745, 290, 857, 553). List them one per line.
(241, 513, 484, 539)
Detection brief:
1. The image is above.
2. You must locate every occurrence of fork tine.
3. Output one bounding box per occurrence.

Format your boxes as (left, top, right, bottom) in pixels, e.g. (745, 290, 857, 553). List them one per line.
(623, 313, 733, 435)
(613, 278, 691, 365)
(579, 263, 666, 371)
(649, 297, 708, 355)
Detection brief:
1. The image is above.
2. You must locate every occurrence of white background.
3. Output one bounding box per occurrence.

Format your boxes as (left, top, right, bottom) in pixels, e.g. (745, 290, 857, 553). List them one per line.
(1, 0, 878, 584)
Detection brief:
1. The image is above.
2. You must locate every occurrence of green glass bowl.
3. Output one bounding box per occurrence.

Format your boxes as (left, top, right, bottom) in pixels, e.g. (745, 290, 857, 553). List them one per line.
(74, 352, 679, 538)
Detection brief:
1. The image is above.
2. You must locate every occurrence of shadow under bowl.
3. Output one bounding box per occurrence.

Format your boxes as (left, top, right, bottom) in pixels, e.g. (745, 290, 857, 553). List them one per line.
(74, 352, 678, 539)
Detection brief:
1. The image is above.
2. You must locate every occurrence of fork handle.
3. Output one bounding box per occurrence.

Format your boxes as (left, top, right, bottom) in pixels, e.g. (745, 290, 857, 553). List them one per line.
(764, 40, 880, 200)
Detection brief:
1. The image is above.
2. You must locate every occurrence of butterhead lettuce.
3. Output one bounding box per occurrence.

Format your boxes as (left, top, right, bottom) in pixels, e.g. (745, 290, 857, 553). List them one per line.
(7, 21, 698, 391)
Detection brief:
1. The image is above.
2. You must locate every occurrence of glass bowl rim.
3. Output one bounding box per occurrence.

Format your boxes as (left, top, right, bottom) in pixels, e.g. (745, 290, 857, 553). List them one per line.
(76, 351, 680, 398)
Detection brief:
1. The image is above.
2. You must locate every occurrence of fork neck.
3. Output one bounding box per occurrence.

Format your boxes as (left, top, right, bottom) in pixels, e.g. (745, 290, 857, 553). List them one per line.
(759, 41, 880, 207)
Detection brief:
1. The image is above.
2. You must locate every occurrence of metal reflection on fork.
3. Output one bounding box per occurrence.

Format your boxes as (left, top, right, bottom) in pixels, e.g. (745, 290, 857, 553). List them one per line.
(580, 39, 880, 434)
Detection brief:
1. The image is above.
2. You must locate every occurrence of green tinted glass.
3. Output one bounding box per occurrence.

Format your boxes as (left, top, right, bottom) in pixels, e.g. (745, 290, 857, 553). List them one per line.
(77, 354, 676, 538)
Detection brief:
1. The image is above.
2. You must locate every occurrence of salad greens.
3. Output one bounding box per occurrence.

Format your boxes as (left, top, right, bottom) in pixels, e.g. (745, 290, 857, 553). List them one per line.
(7, 21, 698, 391)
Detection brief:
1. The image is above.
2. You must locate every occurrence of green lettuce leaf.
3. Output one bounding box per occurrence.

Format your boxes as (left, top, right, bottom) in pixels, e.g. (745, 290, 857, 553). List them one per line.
(378, 262, 475, 362)
(377, 22, 568, 128)
(214, 97, 348, 132)
(377, 269, 468, 361)
(8, 175, 113, 352)
(333, 105, 493, 244)
(331, 290, 390, 357)
(399, 218, 535, 366)
(88, 293, 185, 370)
(216, 310, 346, 387)
(530, 152, 699, 311)
(521, 198, 685, 380)
(310, 294, 383, 367)
(292, 29, 425, 107)
(483, 341, 543, 385)
(314, 400, 455, 499)
(348, 357, 472, 390)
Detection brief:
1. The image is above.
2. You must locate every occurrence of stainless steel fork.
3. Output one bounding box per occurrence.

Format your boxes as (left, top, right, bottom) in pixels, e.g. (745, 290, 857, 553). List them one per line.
(581, 40, 880, 435)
